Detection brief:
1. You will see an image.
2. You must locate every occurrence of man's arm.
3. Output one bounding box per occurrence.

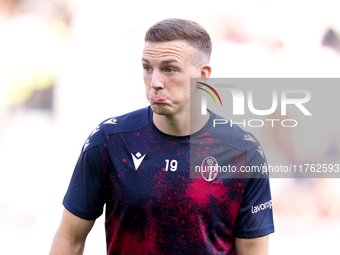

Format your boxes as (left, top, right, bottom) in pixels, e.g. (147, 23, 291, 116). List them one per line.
(235, 235, 269, 255)
(49, 208, 95, 255)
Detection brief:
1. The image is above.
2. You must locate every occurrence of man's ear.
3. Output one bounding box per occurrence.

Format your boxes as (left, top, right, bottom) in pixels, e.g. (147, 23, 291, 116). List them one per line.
(200, 64, 212, 79)
(197, 64, 211, 86)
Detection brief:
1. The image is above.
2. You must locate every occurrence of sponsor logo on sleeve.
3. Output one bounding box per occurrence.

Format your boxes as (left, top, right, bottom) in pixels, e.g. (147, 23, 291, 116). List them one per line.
(251, 200, 272, 214)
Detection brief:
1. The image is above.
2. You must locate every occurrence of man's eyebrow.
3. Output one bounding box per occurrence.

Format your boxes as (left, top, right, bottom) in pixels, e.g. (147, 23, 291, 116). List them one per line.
(141, 58, 149, 63)
(161, 60, 180, 65)
(141, 58, 180, 65)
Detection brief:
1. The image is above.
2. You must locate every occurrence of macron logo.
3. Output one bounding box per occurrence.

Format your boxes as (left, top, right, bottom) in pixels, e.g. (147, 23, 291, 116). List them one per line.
(91, 126, 100, 136)
(83, 139, 90, 152)
(243, 134, 256, 143)
(104, 118, 117, 124)
(131, 152, 146, 170)
(257, 145, 265, 159)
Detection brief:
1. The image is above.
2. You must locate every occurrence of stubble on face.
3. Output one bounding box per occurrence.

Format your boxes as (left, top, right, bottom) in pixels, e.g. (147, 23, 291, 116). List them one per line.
(142, 40, 199, 117)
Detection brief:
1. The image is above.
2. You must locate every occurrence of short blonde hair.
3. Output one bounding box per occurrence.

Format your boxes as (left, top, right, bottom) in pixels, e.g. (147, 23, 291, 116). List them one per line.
(145, 18, 212, 63)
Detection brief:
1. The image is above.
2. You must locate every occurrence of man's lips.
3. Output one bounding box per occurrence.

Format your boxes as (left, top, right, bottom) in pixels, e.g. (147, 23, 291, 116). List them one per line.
(150, 96, 168, 102)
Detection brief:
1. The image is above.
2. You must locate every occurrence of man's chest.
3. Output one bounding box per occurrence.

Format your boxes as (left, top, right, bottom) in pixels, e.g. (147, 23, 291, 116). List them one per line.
(103, 131, 245, 210)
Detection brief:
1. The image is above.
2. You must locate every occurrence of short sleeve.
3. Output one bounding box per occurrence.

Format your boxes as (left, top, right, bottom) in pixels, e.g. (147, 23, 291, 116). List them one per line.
(63, 145, 106, 220)
(233, 177, 274, 238)
(233, 136, 274, 238)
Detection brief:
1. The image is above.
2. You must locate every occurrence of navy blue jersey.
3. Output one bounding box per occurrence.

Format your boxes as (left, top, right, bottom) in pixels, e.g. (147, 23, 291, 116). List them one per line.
(63, 107, 274, 255)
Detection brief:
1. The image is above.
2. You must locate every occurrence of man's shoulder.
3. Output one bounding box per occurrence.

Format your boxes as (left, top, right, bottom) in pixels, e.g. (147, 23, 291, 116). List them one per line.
(100, 106, 150, 134)
(82, 107, 150, 153)
(207, 111, 261, 153)
(207, 111, 268, 176)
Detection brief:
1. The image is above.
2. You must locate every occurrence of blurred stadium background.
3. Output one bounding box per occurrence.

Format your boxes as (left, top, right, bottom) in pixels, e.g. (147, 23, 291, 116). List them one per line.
(0, 0, 340, 254)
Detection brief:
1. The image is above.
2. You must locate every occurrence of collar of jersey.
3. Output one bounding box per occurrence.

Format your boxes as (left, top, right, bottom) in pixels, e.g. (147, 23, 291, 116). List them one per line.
(148, 106, 214, 142)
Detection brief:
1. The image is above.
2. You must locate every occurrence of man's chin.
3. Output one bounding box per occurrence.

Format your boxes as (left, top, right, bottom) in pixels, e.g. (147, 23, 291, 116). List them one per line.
(150, 104, 172, 116)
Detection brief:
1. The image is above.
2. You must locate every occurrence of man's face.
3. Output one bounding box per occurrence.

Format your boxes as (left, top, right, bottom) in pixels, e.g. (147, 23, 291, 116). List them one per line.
(142, 40, 203, 117)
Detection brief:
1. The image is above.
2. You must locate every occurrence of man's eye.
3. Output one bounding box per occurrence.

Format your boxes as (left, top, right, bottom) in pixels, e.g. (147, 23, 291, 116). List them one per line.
(165, 67, 175, 73)
(143, 65, 152, 71)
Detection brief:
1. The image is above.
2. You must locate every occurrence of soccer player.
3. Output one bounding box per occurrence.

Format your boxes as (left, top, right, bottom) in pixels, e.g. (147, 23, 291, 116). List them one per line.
(49, 18, 274, 255)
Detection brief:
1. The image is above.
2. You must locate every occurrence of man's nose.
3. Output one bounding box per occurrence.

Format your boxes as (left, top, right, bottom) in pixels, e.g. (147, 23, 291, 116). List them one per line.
(150, 70, 164, 89)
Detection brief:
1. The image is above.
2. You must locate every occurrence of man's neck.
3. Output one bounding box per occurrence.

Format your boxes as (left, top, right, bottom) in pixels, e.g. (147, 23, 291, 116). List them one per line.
(152, 109, 210, 136)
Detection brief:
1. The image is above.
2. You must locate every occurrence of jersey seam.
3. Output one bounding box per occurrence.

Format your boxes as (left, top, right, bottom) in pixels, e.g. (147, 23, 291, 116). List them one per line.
(209, 112, 257, 154)
(103, 122, 149, 137)
(205, 131, 248, 155)
(83, 143, 102, 154)
(108, 125, 148, 136)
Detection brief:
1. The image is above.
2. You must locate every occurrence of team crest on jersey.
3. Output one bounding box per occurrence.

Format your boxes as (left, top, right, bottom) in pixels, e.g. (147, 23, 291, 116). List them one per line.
(201, 156, 218, 182)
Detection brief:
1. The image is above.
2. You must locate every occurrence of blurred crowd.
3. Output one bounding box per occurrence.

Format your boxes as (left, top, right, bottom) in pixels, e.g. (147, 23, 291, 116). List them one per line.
(0, 0, 74, 138)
